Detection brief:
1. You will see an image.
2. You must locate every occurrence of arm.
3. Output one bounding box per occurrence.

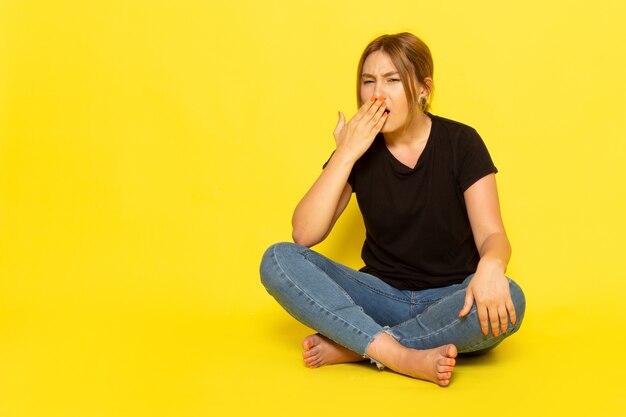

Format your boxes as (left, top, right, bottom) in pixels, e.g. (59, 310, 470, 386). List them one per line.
(292, 97, 388, 247)
(292, 163, 353, 247)
(458, 173, 517, 336)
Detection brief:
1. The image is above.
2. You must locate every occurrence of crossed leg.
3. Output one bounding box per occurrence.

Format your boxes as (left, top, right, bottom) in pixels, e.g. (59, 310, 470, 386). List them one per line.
(260, 243, 525, 387)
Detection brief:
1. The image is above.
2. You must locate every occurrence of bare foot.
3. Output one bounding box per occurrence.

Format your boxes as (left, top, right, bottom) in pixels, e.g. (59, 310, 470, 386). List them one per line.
(302, 334, 364, 368)
(397, 344, 457, 387)
(368, 333, 457, 387)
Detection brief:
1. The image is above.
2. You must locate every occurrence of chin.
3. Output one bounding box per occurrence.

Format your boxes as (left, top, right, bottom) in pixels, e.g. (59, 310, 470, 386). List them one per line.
(380, 122, 400, 134)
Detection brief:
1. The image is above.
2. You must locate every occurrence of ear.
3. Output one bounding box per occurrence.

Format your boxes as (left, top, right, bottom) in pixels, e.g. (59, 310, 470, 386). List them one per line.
(420, 77, 433, 97)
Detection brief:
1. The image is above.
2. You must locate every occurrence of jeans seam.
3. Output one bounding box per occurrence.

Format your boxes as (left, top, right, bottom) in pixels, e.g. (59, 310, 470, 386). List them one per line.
(462, 316, 524, 352)
(303, 250, 412, 304)
(396, 279, 524, 348)
(272, 245, 377, 354)
(393, 285, 468, 343)
(397, 315, 463, 343)
(462, 335, 499, 351)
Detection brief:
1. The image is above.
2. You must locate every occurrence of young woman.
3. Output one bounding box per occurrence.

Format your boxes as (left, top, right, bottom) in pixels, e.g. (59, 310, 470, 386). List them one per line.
(260, 32, 525, 387)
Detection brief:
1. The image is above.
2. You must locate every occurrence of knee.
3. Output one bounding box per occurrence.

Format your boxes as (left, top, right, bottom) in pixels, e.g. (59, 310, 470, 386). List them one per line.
(259, 242, 301, 292)
(508, 278, 526, 330)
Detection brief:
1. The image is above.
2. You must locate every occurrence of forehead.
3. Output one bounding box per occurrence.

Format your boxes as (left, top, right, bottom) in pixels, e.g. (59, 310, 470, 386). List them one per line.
(362, 50, 397, 75)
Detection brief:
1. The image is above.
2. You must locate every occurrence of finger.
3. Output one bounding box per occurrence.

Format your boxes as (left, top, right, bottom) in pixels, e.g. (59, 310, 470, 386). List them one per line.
(498, 304, 509, 333)
(372, 110, 388, 132)
(506, 298, 517, 326)
(488, 305, 500, 337)
(354, 96, 377, 121)
(477, 304, 489, 336)
(333, 111, 346, 138)
(375, 99, 387, 118)
(458, 291, 474, 317)
(360, 96, 384, 124)
(366, 96, 386, 122)
(368, 101, 388, 131)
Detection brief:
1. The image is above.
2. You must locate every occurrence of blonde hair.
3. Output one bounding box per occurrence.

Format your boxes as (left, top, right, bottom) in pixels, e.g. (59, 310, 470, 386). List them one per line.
(356, 32, 434, 122)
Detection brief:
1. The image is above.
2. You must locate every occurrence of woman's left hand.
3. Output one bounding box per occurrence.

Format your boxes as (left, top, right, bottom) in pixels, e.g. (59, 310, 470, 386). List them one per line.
(458, 261, 517, 337)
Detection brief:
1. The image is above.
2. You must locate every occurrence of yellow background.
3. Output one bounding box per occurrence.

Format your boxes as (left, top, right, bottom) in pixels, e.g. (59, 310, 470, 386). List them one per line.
(1, 0, 625, 416)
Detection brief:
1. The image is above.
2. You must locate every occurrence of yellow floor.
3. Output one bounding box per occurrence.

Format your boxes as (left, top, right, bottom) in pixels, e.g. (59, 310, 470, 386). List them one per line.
(1, 293, 625, 417)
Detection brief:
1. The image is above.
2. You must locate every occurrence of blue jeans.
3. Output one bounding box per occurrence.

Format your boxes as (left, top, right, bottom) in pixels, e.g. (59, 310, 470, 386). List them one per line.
(260, 242, 526, 366)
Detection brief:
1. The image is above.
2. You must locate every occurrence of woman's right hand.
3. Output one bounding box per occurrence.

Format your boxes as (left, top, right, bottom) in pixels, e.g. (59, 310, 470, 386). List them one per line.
(334, 96, 388, 163)
(291, 97, 387, 247)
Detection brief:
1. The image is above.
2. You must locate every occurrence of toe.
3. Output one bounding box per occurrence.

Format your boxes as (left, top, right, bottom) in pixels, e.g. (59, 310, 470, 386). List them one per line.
(440, 356, 455, 366)
(302, 334, 322, 351)
(438, 371, 452, 380)
(303, 347, 319, 359)
(309, 357, 324, 368)
(446, 344, 458, 358)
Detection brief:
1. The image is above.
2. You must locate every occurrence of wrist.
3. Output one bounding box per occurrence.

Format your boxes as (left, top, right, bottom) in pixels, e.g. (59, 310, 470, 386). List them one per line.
(477, 256, 506, 274)
(333, 148, 358, 166)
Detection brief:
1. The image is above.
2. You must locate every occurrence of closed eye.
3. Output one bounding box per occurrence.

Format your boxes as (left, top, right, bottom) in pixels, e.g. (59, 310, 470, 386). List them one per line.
(388, 78, 401, 83)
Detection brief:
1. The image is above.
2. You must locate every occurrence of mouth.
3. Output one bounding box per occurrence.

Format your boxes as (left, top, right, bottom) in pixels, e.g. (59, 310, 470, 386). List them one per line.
(383, 109, 390, 115)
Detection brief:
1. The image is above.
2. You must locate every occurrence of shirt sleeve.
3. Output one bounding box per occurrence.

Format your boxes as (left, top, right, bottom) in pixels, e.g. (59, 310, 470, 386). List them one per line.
(456, 127, 498, 192)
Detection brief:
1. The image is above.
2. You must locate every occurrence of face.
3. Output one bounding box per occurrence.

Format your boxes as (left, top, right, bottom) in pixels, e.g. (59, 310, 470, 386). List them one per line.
(360, 50, 422, 133)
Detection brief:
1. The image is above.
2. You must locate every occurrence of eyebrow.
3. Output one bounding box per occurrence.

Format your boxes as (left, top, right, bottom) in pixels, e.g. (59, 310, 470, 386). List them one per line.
(361, 71, 400, 78)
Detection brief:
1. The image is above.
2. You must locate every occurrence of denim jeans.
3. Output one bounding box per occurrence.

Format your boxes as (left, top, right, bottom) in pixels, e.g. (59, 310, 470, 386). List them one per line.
(260, 242, 525, 367)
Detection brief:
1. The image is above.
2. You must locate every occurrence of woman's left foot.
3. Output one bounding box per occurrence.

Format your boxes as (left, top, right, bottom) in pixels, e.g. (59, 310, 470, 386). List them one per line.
(302, 334, 364, 368)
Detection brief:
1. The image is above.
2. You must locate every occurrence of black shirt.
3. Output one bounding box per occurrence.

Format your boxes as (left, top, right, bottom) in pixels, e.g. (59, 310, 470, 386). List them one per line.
(330, 114, 497, 290)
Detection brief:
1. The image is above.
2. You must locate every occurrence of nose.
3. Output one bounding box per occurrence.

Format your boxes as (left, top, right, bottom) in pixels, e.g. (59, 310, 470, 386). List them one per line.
(373, 84, 387, 100)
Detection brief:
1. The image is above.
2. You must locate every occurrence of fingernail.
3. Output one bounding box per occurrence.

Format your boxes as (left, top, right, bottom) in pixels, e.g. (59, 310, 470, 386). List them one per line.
(370, 96, 376, 102)
(378, 96, 385, 102)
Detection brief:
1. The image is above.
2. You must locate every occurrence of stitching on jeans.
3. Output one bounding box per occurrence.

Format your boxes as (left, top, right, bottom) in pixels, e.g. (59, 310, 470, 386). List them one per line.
(463, 336, 501, 352)
(399, 282, 523, 348)
(301, 250, 371, 309)
(400, 308, 520, 350)
(462, 319, 523, 351)
(400, 316, 464, 342)
(271, 245, 377, 348)
(302, 250, 412, 304)
(398, 285, 470, 342)
(331, 260, 456, 305)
